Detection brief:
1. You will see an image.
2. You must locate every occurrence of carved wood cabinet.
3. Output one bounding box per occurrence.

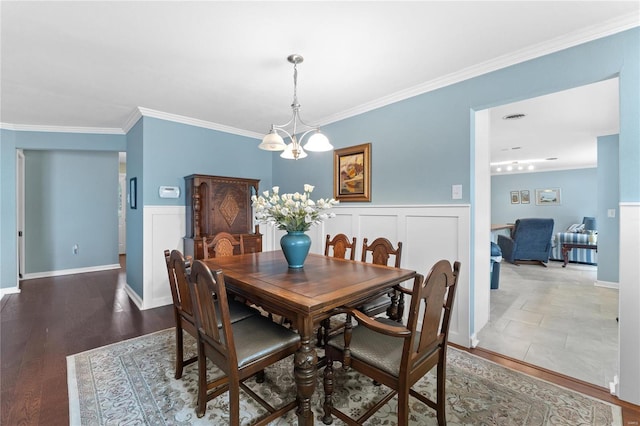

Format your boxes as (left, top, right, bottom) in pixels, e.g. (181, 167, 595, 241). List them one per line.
(184, 174, 262, 259)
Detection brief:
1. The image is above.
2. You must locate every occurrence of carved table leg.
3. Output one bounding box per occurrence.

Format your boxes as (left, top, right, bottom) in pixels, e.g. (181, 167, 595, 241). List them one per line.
(561, 244, 570, 267)
(295, 320, 317, 425)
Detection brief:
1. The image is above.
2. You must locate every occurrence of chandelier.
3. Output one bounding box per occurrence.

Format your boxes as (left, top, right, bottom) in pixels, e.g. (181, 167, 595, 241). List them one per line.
(258, 54, 333, 160)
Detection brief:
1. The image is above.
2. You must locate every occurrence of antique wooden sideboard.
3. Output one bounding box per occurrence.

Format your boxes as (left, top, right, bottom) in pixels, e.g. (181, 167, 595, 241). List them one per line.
(184, 174, 262, 259)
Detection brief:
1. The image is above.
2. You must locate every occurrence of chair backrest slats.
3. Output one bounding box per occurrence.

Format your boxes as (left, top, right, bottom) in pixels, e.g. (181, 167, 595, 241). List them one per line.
(168, 250, 194, 316)
(361, 237, 402, 267)
(324, 234, 357, 260)
(204, 232, 244, 259)
(189, 260, 235, 364)
(405, 260, 460, 369)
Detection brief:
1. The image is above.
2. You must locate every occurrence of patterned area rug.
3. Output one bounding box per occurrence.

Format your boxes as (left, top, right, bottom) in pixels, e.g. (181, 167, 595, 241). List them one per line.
(67, 328, 621, 425)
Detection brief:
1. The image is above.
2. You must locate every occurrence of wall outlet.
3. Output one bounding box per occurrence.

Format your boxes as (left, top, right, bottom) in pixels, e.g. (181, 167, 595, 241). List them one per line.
(452, 184, 463, 200)
(73, 244, 79, 255)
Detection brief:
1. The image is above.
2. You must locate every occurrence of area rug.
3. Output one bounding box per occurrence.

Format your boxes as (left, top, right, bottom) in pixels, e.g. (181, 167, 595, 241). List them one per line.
(67, 328, 621, 425)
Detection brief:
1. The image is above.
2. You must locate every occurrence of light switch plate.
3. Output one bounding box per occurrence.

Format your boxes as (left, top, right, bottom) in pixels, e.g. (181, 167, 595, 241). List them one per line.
(608, 209, 616, 218)
(452, 184, 463, 200)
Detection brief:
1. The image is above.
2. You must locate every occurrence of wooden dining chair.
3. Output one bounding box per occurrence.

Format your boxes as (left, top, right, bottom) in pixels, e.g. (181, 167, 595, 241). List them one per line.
(324, 233, 357, 260)
(188, 260, 301, 423)
(203, 231, 244, 259)
(317, 234, 358, 346)
(165, 249, 258, 380)
(359, 237, 404, 321)
(322, 260, 461, 426)
(165, 249, 198, 379)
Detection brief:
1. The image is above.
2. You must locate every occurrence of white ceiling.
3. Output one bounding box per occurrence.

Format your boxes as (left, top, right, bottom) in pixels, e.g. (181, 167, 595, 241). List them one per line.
(1, 2, 637, 171)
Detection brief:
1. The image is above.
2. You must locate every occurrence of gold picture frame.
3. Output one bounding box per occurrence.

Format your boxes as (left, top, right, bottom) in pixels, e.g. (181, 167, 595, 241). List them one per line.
(334, 143, 371, 202)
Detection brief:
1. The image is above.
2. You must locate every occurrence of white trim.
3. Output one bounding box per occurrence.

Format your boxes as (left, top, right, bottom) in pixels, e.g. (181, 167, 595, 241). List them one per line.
(470, 334, 480, 348)
(618, 203, 640, 405)
(22, 264, 121, 280)
(123, 283, 144, 310)
(0, 287, 21, 299)
(122, 108, 143, 133)
(620, 201, 640, 206)
(595, 280, 619, 289)
(16, 149, 25, 282)
(135, 107, 263, 139)
(0, 122, 124, 135)
(610, 375, 619, 396)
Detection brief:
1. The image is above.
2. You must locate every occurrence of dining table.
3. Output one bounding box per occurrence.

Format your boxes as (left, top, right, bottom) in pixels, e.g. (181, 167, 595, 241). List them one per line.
(202, 250, 417, 425)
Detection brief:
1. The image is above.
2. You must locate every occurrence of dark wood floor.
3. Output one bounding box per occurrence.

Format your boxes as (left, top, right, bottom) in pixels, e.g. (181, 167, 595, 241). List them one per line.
(1, 255, 638, 425)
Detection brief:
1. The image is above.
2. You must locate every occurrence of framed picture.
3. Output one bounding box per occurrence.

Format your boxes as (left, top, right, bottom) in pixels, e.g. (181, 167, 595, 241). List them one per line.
(129, 177, 137, 209)
(510, 191, 520, 204)
(520, 190, 530, 204)
(535, 188, 561, 205)
(334, 143, 371, 202)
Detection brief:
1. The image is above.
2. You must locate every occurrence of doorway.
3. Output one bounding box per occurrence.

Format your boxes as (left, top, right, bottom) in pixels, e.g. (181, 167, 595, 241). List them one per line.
(119, 173, 127, 254)
(473, 79, 620, 389)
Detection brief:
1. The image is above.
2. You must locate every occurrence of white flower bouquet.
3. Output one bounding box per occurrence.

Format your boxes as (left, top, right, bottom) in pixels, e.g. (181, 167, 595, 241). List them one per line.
(251, 184, 338, 232)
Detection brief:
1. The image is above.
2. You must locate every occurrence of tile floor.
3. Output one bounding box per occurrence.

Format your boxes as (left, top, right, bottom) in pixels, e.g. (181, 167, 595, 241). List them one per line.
(476, 259, 619, 388)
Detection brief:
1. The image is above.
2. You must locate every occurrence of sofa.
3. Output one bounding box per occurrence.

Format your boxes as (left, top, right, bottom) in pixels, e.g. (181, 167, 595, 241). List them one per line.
(551, 232, 598, 265)
(497, 218, 555, 266)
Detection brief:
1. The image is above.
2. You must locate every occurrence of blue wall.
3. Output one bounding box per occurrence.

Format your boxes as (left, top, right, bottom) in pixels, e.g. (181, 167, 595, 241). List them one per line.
(125, 120, 144, 297)
(597, 135, 620, 283)
(124, 116, 274, 298)
(24, 150, 119, 273)
(142, 117, 273, 206)
(491, 168, 598, 234)
(272, 28, 639, 207)
(1, 130, 125, 288)
(1, 129, 17, 286)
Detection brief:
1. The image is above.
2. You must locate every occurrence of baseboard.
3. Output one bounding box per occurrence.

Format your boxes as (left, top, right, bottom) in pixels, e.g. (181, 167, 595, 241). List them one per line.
(470, 334, 480, 348)
(0, 286, 21, 299)
(22, 263, 121, 280)
(595, 280, 619, 289)
(123, 283, 143, 310)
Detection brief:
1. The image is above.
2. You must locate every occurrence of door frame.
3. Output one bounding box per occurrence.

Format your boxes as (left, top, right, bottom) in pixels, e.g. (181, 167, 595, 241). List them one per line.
(16, 149, 25, 281)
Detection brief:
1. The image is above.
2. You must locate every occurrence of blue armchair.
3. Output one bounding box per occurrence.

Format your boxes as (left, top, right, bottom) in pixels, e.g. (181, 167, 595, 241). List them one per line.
(497, 218, 554, 267)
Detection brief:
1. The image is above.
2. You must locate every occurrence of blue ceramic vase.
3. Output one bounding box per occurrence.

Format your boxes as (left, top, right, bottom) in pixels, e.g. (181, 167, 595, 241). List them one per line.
(280, 231, 311, 269)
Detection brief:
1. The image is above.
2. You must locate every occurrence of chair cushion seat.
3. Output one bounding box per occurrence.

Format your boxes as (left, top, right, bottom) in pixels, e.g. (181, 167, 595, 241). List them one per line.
(359, 295, 391, 315)
(232, 316, 300, 367)
(224, 299, 260, 326)
(327, 317, 417, 376)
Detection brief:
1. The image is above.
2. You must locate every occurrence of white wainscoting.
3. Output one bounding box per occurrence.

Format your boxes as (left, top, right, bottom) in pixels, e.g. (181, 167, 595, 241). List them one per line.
(261, 204, 471, 347)
(618, 203, 640, 404)
(137, 204, 471, 347)
(138, 205, 186, 310)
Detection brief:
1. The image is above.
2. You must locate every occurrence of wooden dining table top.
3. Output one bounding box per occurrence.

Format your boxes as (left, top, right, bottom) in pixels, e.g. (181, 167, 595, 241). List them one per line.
(201, 250, 417, 320)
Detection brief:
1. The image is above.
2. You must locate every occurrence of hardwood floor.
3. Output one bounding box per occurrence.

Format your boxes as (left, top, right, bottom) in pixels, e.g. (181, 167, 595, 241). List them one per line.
(1, 255, 638, 425)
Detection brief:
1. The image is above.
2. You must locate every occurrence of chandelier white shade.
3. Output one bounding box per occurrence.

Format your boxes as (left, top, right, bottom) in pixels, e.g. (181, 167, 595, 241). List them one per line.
(259, 54, 333, 160)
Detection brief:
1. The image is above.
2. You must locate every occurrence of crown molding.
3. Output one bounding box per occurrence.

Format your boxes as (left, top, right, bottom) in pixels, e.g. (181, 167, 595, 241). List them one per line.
(0, 122, 124, 134)
(316, 14, 639, 127)
(122, 108, 143, 134)
(135, 107, 263, 139)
